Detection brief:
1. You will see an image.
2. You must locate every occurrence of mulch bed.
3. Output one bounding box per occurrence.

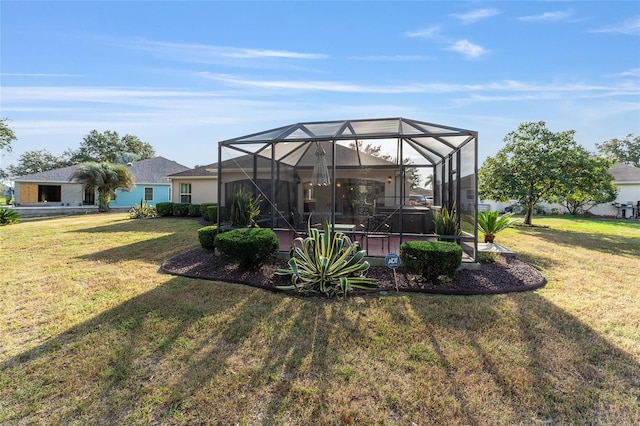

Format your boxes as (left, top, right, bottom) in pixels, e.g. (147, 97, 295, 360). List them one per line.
(161, 247, 546, 296)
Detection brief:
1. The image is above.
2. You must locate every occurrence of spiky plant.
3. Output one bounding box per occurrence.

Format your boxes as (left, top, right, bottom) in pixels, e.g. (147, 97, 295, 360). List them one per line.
(275, 218, 378, 299)
(477, 210, 519, 243)
(433, 202, 461, 242)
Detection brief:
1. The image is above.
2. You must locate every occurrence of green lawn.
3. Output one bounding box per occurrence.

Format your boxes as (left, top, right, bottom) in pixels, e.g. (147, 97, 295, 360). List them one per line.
(1, 214, 639, 425)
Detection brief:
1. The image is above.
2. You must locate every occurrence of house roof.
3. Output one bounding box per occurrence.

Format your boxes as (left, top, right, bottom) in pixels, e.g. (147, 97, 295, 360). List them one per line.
(14, 165, 79, 183)
(226, 141, 397, 169)
(124, 156, 190, 183)
(167, 163, 217, 178)
(168, 143, 398, 178)
(611, 162, 640, 183)
(14, 156, 189, 185)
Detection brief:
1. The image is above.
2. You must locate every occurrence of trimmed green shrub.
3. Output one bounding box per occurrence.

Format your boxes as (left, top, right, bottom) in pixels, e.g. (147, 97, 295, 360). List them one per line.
(198, 225, 219, 250)
(400, 240, 462, 283)
(214, 227, 279, 270)
(0, 207, 20, 225)
(172, 203, 190, 217)
(200, 203, 217, 221)
(155, 202, 174, 216)
(188, 203, 202, 217)
(207, 205, 218, 223)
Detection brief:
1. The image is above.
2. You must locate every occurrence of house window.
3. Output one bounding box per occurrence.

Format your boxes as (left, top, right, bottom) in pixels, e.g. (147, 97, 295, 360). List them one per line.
(38, 185, 62, 202)
(144, 187, 154, 201)
(180, 183, 192, 203)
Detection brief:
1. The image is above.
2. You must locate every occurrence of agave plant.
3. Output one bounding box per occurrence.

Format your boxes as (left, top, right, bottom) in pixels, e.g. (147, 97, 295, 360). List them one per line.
(477, 210, 519, 243)
(0, 207, 20, 225)
(275, 218, 378, 299)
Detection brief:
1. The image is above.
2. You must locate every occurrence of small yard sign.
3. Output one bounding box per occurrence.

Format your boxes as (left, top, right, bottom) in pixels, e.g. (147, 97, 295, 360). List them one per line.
(384, 253, 401, 292)
(384, 253, 401, 269)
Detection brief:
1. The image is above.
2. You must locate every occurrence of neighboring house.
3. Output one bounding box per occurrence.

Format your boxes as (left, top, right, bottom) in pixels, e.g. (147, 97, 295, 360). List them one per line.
(167, 143, 403, 215)
(109, 157, 190, 207)
(590, 162, 640, 218)
(13, 156, 189, 208)
(479, 162, 640, 218)
(167, 163, 218, 205)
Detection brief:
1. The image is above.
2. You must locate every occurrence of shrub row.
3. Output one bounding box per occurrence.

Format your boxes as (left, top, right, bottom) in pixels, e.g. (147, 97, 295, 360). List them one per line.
(400, 240, 462, 283)
(156, 202, 218, 220)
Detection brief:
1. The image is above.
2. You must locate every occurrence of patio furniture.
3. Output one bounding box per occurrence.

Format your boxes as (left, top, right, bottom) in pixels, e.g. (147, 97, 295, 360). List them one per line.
(361, 216, 391, 254)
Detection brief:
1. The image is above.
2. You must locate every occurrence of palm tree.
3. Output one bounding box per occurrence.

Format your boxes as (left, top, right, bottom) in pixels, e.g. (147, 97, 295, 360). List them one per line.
(72, 162, 135, 212)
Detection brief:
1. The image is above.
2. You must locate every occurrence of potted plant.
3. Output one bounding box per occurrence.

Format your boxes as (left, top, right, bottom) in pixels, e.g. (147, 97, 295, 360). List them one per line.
(477, 210, 519, 243)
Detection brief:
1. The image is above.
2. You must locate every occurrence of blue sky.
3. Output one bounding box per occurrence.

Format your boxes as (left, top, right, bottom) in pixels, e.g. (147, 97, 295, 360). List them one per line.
(1, 1, 639, 171)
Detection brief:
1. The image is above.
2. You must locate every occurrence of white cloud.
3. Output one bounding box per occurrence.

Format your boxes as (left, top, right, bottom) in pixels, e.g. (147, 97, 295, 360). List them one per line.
(591, 16, 640, 35)
(446, 40, 487, 59)
(607, 68, 640, 78)
(517, 10, 575, 22)
(106, 38, 329, 65)
(451, 8, 500, 25)
(404, 26, 441, 38)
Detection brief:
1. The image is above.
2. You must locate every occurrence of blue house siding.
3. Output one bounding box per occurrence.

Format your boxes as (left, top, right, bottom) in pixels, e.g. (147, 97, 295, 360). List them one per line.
(111, 184, 171, 207)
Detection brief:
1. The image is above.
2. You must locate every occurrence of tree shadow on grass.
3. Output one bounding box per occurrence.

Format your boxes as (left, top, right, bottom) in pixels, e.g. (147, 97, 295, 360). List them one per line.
(67, 216, 202, 234)
(408, 293, 640, 424)
(0, 277, 339, 424)
(517, 226, 640, 258)
(75, 233, 190, 263)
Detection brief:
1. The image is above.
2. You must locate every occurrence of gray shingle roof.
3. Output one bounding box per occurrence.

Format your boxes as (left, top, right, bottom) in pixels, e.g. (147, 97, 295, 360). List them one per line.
(167, 163, 217, 178)
(167, 144, 397, 178)
(611, 162, 640, 182)
(124, 156, 190, 184)
(14, 156, 189, 184)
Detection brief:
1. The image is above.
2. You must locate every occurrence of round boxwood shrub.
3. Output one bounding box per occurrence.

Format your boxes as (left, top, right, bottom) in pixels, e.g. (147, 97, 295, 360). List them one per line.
(200, 203, 217, 221)
(206, 205, 218, 223)
(197, 225, 219, 250)
(400, 240, 462, 283)
(155, 202, 174, 216)
(214, 227, 279, 270)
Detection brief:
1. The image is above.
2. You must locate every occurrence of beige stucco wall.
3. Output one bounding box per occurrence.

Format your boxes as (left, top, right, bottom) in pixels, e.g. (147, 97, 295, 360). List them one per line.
(170, 178, 217, 204)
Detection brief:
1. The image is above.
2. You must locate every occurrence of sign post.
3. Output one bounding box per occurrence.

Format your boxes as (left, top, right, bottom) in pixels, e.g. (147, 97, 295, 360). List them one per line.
(384, 253, 401, 292)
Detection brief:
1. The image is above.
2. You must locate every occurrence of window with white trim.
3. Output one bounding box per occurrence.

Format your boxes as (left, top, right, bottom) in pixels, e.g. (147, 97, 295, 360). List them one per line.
(144, 187, 154, 201)
(180, 183, 192, 203)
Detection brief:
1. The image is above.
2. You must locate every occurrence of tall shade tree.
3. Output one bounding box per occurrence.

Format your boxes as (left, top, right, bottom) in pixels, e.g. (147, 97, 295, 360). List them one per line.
(479, 121, 594, 225)
(68, 130, 155, 164)
(552, 156, 618, 215)
(8, 149, 73, 176)
(596, 134, 640, 168)
(0, 118, 17, 180)
(71, 162, 135, 212)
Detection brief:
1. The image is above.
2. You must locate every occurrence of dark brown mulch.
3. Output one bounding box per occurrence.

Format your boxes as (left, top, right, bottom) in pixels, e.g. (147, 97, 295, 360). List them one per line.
(160, 247, 546, 296)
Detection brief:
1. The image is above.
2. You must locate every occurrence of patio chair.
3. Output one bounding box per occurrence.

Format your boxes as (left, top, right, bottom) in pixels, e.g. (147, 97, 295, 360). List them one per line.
(290, 211, 308, 237)
(360, 215, 391, 254)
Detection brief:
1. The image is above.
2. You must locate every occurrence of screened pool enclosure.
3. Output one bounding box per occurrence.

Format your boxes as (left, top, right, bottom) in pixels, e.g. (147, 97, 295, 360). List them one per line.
(217, 117, 479, 261)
